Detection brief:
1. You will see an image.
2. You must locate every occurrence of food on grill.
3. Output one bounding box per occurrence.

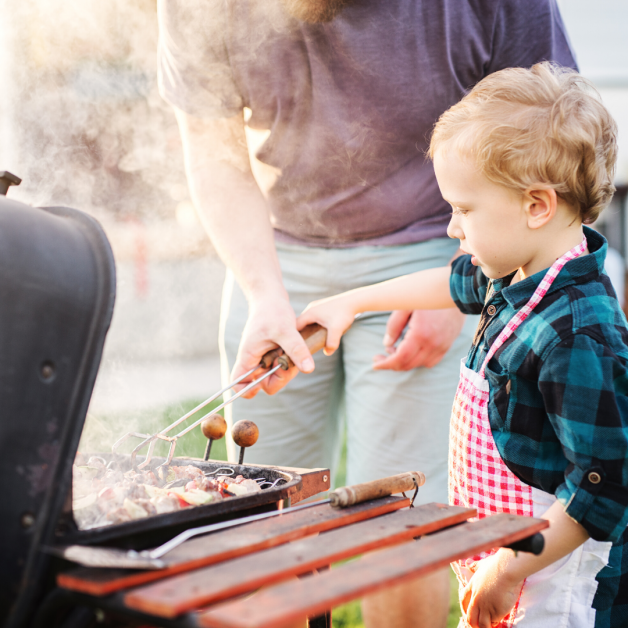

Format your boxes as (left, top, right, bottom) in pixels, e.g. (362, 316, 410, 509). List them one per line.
(72, 457, 262, 530)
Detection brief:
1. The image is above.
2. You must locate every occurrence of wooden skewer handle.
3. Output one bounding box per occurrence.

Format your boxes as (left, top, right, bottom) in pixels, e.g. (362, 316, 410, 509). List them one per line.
(259, 324, 328, 369)
(329, 471, 426, 508)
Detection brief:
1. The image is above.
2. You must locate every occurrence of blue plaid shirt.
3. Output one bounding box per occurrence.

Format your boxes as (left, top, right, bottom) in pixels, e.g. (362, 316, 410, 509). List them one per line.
(450, 227, 628, 626)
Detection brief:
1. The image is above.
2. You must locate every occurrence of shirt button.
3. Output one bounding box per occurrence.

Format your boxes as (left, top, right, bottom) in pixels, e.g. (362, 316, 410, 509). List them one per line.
(588, 471, 602, 485)
(487, 305, 497, 316)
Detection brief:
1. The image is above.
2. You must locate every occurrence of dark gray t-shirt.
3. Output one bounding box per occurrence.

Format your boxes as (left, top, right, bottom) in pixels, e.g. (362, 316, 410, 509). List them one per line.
(158, 0, 576, 247)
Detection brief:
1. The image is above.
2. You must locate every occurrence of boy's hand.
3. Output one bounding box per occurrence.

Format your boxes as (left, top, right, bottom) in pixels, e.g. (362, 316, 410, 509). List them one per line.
(373, 308, 465, 370)
(459, 503, 591, 628)
(297, 295, 359, 356)
(460, 552, 523, 628)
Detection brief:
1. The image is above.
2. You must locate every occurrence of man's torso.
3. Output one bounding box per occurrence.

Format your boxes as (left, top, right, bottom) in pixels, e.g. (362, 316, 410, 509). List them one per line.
(159, 0, 576, 246)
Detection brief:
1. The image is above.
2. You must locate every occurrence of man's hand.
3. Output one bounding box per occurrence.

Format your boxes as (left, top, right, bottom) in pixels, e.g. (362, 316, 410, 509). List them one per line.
(460, 553, 523, 628)
(373, 308, 466, 371)
(231, 297, 315, 398)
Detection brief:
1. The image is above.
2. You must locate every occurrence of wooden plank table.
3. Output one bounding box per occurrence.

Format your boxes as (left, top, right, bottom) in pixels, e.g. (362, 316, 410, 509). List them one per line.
(57, 499, 548, 628)
(199, 513, 548, 628)
(124, 503, 472, 618)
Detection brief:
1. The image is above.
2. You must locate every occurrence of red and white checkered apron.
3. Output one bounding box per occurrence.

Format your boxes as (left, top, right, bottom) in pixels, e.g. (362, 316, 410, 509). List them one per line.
(449, 236, 587, 627)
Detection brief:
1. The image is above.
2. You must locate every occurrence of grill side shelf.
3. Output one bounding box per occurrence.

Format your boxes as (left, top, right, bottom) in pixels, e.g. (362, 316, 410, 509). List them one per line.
(124, 503, 474, 618)
(198, 514, 549, 628)
(57, 495, 410, 596)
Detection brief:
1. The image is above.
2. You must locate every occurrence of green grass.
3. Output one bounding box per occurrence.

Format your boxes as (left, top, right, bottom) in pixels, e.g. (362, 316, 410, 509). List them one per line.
(333, 599, 365, 628)
(447, 569, 463, 628)
(81, 398, 462, 627)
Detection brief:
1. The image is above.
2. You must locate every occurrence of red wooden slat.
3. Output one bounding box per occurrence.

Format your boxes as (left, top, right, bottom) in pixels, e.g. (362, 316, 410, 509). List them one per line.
(57, 495, 409, 596)
(124, 503, 473, 617)
(198, 514, 549, 628)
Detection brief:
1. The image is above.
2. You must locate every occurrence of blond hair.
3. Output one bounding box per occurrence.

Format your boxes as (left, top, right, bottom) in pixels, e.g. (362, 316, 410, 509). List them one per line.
(429, 62, 617, 224)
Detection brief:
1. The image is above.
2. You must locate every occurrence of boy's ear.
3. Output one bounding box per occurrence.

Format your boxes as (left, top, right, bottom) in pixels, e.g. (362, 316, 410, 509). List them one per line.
(524, 188, 558, 229)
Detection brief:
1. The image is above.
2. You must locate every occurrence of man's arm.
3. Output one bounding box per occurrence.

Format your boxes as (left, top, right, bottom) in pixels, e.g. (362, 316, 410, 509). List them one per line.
(175, 109, 314, 395)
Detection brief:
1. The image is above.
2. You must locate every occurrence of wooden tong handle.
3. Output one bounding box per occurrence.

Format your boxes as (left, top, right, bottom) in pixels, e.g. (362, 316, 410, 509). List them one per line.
(259, 323, 328, 369)
(329, 471, 426, 508)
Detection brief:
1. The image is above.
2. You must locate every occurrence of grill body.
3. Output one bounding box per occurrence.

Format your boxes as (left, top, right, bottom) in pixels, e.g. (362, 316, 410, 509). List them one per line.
(0, 196, 313, 628)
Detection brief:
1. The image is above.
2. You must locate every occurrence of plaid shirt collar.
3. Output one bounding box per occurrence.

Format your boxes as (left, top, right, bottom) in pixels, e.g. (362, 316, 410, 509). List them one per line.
(487, 226, 607, 309)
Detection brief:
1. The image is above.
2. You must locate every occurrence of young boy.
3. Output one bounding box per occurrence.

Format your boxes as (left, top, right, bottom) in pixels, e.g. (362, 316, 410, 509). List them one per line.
(292, 63, 628, 627)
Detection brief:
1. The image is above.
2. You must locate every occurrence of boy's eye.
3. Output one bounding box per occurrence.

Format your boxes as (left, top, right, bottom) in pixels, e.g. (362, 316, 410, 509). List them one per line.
(451, 206, 468, 216)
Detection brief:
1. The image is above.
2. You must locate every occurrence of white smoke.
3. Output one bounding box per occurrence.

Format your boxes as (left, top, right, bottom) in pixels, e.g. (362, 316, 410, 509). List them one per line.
(1, 0, 226, 455)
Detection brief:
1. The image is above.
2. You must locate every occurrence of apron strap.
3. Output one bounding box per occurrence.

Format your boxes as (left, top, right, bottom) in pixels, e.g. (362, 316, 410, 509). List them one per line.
(480, 235, 587, 378)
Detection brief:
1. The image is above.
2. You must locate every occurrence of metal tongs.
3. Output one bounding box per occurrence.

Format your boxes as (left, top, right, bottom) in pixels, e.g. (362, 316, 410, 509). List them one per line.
(112, 324, 328, 469)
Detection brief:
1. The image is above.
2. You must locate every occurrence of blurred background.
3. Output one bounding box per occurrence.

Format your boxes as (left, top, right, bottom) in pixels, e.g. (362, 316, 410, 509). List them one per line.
(0, 0, 228, 457)
(0, 0, 626, 458)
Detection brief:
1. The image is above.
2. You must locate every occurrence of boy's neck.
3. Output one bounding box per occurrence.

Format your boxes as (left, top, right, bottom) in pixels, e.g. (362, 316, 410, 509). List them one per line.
(514, 222, 586, 285)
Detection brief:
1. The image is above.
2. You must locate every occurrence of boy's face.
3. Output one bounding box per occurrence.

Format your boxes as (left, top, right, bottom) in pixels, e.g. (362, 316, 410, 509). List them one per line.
(433, 148, 534, 280)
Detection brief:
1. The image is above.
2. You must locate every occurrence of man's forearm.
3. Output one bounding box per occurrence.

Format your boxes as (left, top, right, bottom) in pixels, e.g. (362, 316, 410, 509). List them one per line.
(175, 109, 287, 305)
(175, 109, 317, 378)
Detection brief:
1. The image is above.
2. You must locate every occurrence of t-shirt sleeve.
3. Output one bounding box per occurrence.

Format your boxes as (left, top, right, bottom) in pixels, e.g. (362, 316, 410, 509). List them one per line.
(538, 333, 628, 543)
(157, 0, 243, 118)
(487, 0, 578, 75)
(449, 255, 489, 315)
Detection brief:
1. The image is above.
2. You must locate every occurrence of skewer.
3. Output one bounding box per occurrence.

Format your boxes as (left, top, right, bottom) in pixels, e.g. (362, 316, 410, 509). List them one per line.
(232, 420, 259, 465)
(201, 415, 227, 461)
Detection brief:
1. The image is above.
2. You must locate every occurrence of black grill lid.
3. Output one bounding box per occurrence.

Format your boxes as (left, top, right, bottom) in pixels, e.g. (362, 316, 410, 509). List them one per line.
(0, 193, 116, 627)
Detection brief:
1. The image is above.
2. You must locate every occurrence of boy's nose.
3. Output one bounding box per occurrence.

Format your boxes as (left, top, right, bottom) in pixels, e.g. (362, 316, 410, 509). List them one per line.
(447, 216, 464, 240)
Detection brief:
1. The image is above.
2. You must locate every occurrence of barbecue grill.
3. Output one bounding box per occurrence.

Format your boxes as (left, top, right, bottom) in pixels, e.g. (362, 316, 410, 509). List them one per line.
(0, 174, 329, 628)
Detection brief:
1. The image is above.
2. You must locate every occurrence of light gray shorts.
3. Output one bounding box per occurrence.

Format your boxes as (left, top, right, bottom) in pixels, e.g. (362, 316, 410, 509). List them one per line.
(219, 237, 477, 504)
